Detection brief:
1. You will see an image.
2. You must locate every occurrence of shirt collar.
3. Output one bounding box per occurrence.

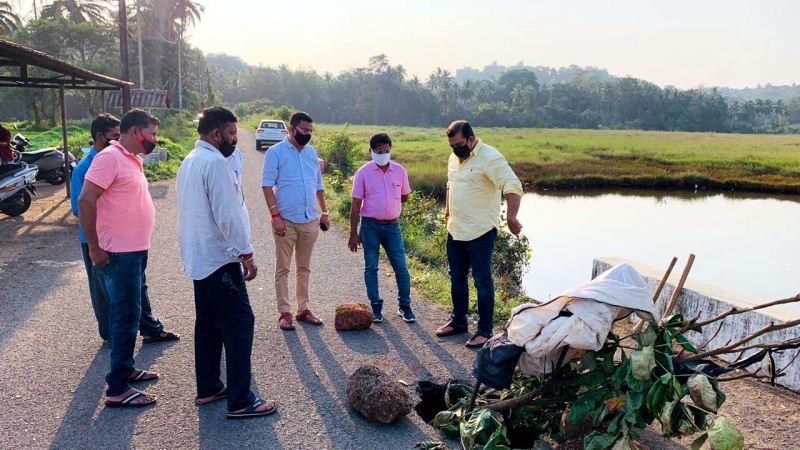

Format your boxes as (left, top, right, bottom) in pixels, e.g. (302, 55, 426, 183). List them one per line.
(470, 139, 484, 157)
(88, 146, 98, 157)
(370, 161, 394, 171)
(195, 139, 226, 159)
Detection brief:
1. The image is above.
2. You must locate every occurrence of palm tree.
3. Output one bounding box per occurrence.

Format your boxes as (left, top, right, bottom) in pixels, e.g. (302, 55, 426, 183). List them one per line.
(0, 2, 21, 36)
(167, 0, 205, 115)
(41, 0, 111, 23)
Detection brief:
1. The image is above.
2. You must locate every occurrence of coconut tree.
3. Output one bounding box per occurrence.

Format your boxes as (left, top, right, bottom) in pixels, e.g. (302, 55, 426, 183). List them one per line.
(0, 1, 21, 36)
(168, 0, 205, 115)
(41, 0, 111, 23)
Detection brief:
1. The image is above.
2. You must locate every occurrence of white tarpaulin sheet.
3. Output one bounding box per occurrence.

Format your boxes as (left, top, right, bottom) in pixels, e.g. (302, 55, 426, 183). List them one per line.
(506, 263, 660, 376)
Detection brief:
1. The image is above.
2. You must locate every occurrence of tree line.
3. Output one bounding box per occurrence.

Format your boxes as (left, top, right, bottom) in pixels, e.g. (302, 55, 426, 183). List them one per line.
(0, 1, 798, 134)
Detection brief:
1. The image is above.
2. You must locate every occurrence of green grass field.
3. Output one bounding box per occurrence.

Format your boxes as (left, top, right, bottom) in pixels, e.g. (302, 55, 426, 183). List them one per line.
(310, 125, 800, 196)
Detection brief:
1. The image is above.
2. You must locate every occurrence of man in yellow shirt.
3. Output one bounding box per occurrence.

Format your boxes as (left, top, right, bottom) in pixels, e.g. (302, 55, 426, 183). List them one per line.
(435, 120, 524, 348)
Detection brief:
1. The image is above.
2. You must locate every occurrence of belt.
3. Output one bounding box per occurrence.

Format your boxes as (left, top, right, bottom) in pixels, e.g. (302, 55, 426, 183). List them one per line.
(363, 217, 400, 225)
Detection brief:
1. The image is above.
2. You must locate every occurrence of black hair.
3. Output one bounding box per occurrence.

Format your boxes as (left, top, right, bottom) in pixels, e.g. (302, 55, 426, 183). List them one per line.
(369, 133, 392, 149)
(119, 109, 160, 133)
(90, 113, 121, 141)
(197, 107, 238, 135)
(446, 120, 475, 139)
(289, 111, 314, 127)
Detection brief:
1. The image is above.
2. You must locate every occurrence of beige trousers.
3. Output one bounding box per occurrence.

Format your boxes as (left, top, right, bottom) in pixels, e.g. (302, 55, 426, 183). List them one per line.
(274, 218, 319, 315)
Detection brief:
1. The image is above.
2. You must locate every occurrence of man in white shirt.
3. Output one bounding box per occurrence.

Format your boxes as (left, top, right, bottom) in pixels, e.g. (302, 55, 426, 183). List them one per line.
(177, 107, 276, 419)
(227, 147, 243, 189)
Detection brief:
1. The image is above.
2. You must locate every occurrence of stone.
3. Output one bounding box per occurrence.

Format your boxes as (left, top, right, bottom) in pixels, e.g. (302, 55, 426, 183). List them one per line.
(334, 302, 373, 330)
(347, 365, 418, 424)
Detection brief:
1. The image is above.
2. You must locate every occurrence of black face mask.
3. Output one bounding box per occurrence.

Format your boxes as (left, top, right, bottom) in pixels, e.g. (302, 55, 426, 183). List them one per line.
(218, 133, 237, 157)
(294, 130, 312, 146)
(139, 134, 158, 155)
(453, 142, 471, 158)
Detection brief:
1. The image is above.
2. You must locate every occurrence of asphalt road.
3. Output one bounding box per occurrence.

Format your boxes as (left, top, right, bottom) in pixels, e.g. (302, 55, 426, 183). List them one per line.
(0, 129, 482, 450)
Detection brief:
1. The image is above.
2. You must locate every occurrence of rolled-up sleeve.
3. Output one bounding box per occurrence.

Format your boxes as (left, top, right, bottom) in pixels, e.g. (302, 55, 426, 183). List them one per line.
(261, 149, 278, 188)
(208, 160, 253, 257)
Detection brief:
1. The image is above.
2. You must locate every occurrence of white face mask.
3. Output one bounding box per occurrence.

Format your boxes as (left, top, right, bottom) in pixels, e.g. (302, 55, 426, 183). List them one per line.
(371, 150, 391, 166)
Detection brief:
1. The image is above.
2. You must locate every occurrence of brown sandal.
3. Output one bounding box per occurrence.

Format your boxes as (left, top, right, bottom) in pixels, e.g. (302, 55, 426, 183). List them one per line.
(279, 312, 295, 330)
(295, 309, 323, 325)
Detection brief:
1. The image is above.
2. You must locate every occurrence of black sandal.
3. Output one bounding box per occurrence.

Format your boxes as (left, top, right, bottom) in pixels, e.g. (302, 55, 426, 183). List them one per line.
(142, 331, 180, 344)
(465, 331, 491, 349)
(435, 322, 469, 337)
(227, 398, 278, 419)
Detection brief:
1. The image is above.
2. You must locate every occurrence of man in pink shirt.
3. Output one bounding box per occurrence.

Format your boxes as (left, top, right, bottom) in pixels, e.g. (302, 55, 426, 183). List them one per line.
(79, 109, 164, 408)
(348, 133, 415, 323)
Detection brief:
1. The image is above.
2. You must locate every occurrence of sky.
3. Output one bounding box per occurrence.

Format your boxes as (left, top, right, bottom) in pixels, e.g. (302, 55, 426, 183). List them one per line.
(18, 0, 800, 89)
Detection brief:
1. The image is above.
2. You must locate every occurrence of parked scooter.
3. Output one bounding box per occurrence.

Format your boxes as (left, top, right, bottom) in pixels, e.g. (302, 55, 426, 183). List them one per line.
(11, 133, 76, 185)
(0, 161, 38, 216)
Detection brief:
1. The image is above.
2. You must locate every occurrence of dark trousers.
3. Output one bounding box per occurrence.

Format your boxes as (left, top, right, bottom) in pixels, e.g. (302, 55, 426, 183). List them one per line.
(193, 263, 257, 412)
(446, 228, 497, 335)
(81, 244, 163, 341)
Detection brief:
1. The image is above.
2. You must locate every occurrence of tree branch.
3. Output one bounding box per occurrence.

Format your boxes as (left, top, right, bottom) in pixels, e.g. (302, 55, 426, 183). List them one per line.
(482, 376, 578, 413)
(679, 295, 800, 334)
(675, 318, 800, 363)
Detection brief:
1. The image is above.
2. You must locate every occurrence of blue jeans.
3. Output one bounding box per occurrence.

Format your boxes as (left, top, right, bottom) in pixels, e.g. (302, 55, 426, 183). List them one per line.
(359, 218, 411, 311)
(99, 250, 148, 396)
(447, 228, 497, 335)
(193, 263, 257, 412)
(81, 244, 163, 341)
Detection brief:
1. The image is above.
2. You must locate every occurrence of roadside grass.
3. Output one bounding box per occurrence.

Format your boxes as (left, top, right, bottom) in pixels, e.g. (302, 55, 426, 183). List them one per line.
(313, 125, 800, 196)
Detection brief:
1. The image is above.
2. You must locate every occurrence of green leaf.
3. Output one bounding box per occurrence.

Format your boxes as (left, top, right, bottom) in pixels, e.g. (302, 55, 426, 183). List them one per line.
(676, 334, 698, 354)
(444, 382, 473, 409)
(441, 424, 460, 439)
(612, 358, 631, 389)
(567, 388, 610, 423)
(707, 416, 744, 450)
(433, 410, 458, 428)
(640, 325, 658, 347)
(631, 345, 657, 380)
(646, 379, 667, 414)
(662, 314, 689, 329)
(690, 432, 709, 450)
(580, 370, 607, 389)
(584, 431, 620, 450)
(688, 373, 719, 413)
(459, 409, 509, 450)
(580, 350, 598, 372)
(414, 442, 448, 450)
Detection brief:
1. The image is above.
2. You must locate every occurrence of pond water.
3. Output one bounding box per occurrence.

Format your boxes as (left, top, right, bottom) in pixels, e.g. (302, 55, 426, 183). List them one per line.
(516, 190, 800, 303)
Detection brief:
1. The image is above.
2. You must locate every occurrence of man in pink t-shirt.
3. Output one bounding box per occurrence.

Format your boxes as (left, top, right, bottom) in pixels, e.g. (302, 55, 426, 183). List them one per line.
(348, 133, 414, 323)
(79, 109, 171, 409)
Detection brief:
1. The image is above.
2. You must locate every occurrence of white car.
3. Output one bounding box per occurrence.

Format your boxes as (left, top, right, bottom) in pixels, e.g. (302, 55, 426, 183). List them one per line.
(255, 120, 288, 150)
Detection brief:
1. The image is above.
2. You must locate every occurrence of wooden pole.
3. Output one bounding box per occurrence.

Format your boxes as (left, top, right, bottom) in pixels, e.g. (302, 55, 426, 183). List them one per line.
(118, 0, 131, 113)
(633, 256, 678, 332)
(60, 84, 70, 199)
(662, 254, 696, 319)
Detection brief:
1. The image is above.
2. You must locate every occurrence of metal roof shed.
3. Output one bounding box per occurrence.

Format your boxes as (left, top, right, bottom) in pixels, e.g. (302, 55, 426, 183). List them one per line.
(106, 89, 170, 109)
(0, 38, 133, 198)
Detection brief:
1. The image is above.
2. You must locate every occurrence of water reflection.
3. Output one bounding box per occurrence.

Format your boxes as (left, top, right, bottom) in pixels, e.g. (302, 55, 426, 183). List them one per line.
(516, 190, 800, 303)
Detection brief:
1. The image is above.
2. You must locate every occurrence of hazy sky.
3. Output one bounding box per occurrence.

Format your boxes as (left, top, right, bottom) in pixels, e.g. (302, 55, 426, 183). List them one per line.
(19, 0, 800, 89)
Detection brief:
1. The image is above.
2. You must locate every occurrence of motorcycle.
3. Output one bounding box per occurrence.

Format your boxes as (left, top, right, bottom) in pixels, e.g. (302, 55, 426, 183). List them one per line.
(0, 161, 38, 217)
(12, 133, 76, 185)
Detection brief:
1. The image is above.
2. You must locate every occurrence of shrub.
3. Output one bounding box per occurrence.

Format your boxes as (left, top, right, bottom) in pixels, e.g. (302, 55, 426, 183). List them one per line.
(315, 124, 362, 177)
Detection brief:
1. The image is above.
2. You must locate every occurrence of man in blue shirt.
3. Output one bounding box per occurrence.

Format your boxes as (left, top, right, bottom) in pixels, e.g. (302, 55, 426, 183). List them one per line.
(261, 111, 330, 330)
(71, 113, 178, 348)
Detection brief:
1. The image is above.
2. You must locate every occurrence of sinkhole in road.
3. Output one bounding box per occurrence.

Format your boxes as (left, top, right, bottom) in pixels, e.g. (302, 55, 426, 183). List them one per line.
(414, 380, 539, 448)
